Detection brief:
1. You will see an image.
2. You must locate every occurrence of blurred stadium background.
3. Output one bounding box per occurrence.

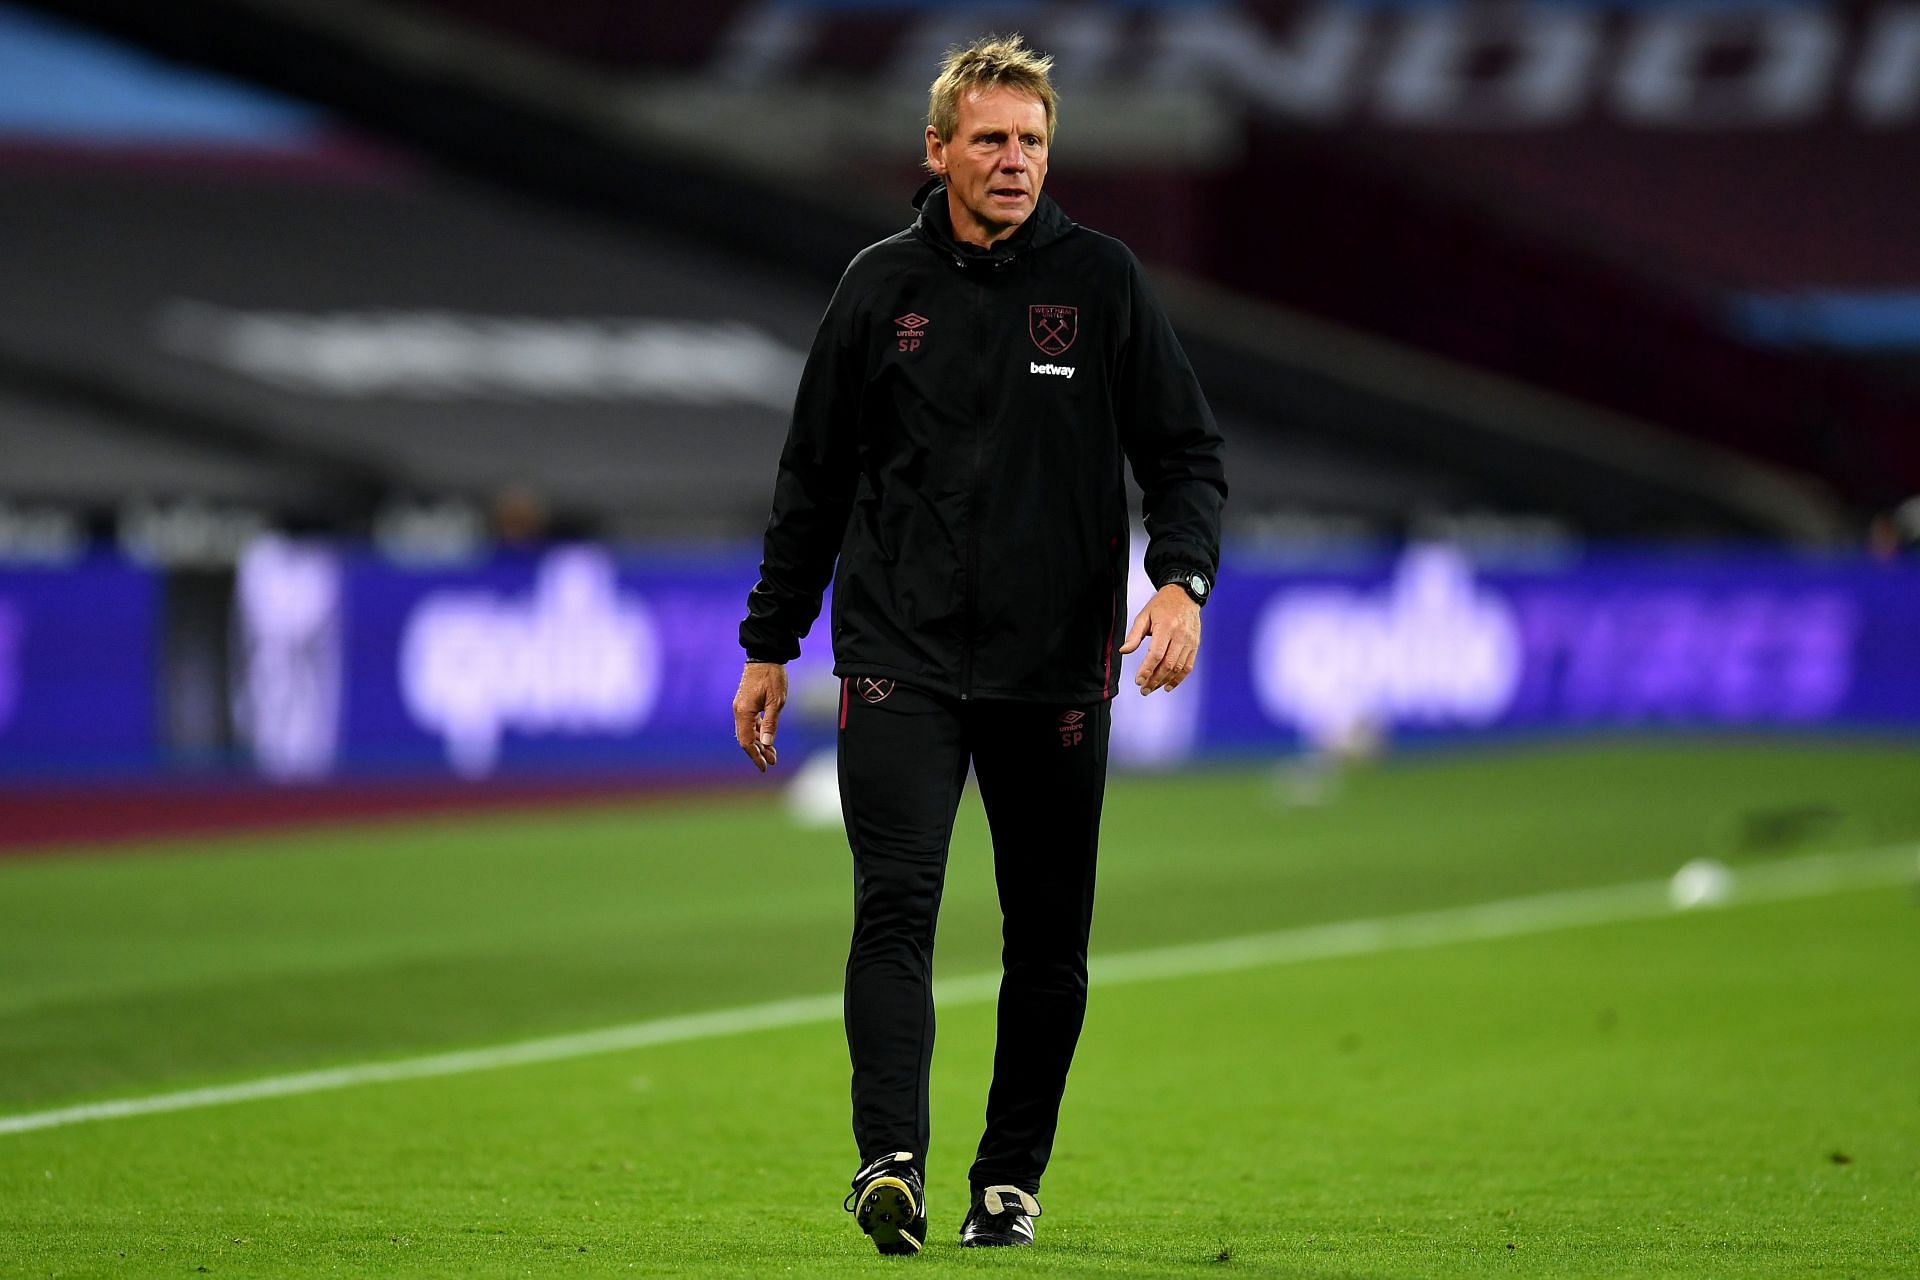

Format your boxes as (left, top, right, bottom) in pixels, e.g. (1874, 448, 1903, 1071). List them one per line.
(1, 2, 1917, 1274)
(1, 0, 1919, 804)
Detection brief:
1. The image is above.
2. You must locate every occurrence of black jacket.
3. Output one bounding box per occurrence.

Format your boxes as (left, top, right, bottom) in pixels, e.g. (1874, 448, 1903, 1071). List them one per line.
(740, 182, 1227, 702)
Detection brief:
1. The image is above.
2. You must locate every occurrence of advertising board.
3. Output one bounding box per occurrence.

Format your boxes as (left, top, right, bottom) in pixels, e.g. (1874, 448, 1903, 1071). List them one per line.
(0, 562, 160, 775)
(228, 541, 1920, 781)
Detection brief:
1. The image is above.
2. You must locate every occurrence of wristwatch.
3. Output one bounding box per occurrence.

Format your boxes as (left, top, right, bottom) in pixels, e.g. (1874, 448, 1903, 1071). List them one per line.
(1158, 570, 1211, 606)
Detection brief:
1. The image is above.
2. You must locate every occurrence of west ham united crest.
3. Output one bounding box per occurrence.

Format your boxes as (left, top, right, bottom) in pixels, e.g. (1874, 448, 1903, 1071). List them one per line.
(1028, 304, 1078, 356)
(856, 677, 896, 704)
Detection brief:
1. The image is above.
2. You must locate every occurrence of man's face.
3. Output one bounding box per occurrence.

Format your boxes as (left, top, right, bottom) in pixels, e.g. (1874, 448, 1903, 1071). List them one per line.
(925, 86, 1049, 247)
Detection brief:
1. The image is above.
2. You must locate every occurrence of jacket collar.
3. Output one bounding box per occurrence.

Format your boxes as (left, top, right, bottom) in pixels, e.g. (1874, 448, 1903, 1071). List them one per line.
(911, 177, 1074, 269)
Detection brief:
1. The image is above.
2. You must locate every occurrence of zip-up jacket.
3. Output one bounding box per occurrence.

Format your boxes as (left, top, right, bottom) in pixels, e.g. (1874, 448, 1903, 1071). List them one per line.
(740, 181, 1228, 702)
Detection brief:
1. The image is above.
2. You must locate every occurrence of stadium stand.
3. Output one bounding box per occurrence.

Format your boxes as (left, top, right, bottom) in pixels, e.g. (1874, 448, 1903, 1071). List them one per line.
(6, 0, 1878, 545)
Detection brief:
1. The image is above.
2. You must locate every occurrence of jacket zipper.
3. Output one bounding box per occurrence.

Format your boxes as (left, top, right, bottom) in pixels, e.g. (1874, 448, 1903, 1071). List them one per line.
(960, 256, 985, 700)
(1103, 535, 1119, 699)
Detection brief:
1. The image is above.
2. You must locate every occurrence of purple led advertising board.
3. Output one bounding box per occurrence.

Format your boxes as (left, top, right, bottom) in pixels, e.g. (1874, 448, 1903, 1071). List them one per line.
(0, 560, 160, 774)
(234, 540, 840, 779)
(230, 541, 1920, 782)
(1203, 546, 1919, 756)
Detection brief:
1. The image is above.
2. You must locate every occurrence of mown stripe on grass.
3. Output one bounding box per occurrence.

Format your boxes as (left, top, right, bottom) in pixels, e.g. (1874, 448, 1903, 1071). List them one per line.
(3, 843, 1913, 1138)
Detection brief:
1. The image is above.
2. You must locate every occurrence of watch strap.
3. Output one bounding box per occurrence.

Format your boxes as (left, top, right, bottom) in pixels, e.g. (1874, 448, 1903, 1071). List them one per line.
(1156, 568, 1211, 606)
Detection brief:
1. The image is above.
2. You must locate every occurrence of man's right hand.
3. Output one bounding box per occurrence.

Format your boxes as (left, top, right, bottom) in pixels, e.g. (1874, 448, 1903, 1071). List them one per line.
(733, 661, 790, 773)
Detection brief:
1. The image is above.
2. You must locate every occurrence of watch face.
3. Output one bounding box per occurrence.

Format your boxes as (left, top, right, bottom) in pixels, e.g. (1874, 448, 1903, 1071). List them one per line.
(1188, 574, 1209, 598)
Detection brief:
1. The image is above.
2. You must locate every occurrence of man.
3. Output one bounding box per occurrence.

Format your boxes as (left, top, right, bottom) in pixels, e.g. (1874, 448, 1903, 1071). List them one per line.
(734, 33, 1226, 1255)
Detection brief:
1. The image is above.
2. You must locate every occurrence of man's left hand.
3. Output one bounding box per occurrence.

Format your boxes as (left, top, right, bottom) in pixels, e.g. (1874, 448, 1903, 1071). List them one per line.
(1120, 584, 1202, 695)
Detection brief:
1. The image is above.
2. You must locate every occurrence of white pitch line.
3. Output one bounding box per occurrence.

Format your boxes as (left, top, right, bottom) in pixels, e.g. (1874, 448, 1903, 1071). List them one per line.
(2, 842, 1912, 1139)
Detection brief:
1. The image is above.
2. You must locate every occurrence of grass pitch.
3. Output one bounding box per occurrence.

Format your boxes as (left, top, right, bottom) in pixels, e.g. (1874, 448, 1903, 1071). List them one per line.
(1, 739, 1916, 1276)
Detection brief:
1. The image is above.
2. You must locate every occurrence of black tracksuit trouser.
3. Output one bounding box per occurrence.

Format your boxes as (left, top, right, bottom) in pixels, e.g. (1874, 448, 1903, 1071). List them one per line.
(837, 675, 1110, 1196)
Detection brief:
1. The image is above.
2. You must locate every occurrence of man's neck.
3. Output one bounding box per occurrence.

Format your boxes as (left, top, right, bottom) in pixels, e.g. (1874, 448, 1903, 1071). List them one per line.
(945, 190, 1019, 250)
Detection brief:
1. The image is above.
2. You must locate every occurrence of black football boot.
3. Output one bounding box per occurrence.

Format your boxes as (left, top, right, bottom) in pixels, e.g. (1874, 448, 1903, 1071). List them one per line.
(845, 1151, 927, 1256)
(958, 1185, 1040, 1248)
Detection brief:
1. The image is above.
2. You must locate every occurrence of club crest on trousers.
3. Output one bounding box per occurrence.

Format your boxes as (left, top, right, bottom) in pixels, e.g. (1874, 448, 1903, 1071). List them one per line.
(857, 677, 896, 704)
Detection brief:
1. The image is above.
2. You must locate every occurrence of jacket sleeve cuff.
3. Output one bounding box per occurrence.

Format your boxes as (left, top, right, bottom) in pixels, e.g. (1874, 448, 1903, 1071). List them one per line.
(738, 622, 801, 665)
(1145, 545, 1214, 584)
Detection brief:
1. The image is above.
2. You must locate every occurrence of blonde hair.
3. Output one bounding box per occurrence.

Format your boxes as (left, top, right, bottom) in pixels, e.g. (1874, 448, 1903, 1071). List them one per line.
(926, 33, 1057, 169)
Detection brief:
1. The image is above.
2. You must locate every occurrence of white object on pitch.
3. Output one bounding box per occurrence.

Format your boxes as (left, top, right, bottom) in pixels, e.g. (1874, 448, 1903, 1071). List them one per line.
(1668, 858, 1734, 910)
(785, 749, 843, 829)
